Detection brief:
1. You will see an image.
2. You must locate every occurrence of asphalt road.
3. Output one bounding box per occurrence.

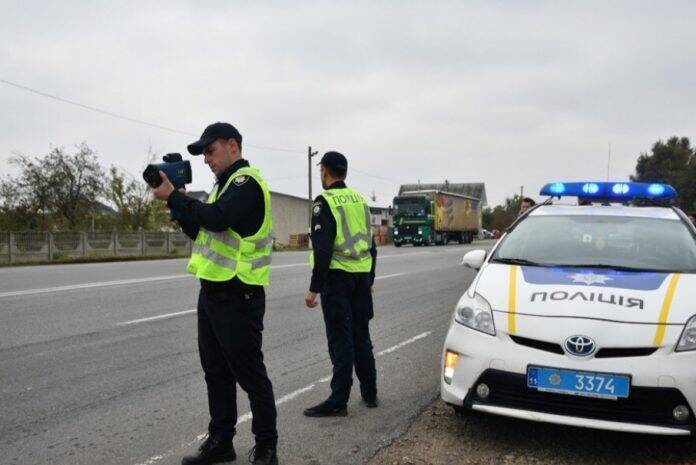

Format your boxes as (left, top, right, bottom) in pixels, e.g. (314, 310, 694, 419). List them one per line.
(0, 242, 493, 465)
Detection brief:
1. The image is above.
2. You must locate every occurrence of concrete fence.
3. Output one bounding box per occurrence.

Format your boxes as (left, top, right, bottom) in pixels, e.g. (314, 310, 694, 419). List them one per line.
(0, 231, 192, 264)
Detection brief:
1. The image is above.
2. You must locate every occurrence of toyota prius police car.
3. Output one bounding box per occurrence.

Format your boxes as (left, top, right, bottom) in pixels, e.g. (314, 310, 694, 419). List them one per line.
(441, 182, 696, 435)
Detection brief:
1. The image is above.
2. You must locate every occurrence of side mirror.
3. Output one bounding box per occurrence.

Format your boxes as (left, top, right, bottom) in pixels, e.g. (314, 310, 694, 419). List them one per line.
(461, 249, 487, 270)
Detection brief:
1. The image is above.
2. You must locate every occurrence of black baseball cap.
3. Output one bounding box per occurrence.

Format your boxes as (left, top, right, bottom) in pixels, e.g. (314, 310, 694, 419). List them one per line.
(187, 122, 243, 155)
(318, 151, 348, 172)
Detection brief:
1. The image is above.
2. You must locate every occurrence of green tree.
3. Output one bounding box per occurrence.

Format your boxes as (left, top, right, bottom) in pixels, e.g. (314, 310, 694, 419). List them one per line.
(105, 147, 177, 231)
(482, 194, 521, 231)
(106, 165, 169, 230)
(631, 136, 696, 211)
(0, 181, 41, 230)
(0, 143, 105, 230)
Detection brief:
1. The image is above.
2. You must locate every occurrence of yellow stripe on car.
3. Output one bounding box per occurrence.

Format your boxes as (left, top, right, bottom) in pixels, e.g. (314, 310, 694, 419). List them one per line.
(653, 273, 681, 347)
(508, 265, 518, 334)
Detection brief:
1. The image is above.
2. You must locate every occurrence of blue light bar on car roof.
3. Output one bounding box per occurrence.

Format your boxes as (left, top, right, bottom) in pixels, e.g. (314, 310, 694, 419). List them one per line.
(539, 182, 677, 200)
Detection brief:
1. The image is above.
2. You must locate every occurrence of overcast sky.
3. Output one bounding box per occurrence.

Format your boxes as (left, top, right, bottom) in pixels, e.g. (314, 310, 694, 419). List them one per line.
(2, 1, 695, 207)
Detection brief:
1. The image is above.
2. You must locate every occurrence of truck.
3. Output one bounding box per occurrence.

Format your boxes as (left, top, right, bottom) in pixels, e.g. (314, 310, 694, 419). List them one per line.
(392, 190, 481, 247)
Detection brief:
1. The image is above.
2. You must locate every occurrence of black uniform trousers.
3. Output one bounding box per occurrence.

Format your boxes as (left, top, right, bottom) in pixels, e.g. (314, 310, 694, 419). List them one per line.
(321, 270, 377, 408)
(197, 284, 278, 445)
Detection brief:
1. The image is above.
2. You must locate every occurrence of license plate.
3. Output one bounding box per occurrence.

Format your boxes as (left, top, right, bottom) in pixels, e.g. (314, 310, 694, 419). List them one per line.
(527, 366, 630, 400)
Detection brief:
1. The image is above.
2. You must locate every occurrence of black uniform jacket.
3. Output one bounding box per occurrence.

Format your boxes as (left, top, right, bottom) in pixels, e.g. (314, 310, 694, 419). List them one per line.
(309, 181, 377, 293)
(167, 158, 264, 293)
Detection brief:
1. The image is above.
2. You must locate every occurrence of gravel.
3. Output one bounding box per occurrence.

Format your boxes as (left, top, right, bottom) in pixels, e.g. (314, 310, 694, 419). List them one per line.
(368, 400, 696, 465)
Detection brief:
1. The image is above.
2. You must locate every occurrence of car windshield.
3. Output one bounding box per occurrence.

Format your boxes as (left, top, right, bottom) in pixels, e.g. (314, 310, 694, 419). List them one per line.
(492, 214, 696, 272)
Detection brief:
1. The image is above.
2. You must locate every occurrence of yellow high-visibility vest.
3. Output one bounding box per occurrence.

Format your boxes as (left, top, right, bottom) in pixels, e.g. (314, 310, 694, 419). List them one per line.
(187, 166, 273, 285)
(310, 187, 372, 273)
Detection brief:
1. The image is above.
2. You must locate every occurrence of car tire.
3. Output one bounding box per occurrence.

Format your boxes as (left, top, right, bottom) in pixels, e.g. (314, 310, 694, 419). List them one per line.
(451, 405, 467, 417)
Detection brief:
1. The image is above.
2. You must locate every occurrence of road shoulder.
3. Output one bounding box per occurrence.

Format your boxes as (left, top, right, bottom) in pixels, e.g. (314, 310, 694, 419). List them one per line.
(368, 399, 696, 465)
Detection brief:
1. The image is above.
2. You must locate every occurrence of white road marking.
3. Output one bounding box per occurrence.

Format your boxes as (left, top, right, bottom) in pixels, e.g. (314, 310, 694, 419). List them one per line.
(375, 272, 406, 280)
(117, 309, 197, 326)
(1, 245, 472, 298)
(0, 274, 192, 299)
(377, 331, 432, 355)
(132, 330, 433, 465)
(116, 272, 413, 326)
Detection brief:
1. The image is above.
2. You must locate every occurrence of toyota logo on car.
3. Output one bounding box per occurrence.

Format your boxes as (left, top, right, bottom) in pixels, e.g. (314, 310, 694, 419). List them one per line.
(564, 335, 597, 356)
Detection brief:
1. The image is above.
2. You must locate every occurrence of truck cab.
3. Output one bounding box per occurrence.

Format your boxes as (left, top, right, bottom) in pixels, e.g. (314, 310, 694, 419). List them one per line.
(393, 195, 433, 246)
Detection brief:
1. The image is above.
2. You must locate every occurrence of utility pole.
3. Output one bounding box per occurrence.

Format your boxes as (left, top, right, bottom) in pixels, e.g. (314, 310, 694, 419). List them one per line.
(307, 146, 318, 229)
(520, 185, 524, 200)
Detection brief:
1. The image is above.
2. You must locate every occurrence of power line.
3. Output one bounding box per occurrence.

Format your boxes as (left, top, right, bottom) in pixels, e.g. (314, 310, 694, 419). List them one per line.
(350, 167, 404, 184)
(0, 78, 305, 153)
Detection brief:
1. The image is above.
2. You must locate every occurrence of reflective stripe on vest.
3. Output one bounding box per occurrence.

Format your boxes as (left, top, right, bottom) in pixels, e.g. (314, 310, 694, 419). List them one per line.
(333, 202, 372, 260)
(187, 166, 273, 284)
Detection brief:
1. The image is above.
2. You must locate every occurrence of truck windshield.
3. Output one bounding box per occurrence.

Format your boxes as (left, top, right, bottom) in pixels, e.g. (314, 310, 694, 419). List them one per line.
(394, 198, 428, 217)
(492, 215, 696, 272)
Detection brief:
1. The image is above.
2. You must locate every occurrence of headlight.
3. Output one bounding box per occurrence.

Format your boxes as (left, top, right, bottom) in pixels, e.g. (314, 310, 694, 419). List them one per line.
(676, 314, 696, 351)
(394, 230, 398, 235)
(418, 227, 423, 234)
(454, 293, 496, 336)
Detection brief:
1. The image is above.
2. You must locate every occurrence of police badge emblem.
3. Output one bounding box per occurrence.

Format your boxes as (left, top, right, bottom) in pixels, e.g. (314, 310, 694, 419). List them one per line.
(233, 175, 248, 186)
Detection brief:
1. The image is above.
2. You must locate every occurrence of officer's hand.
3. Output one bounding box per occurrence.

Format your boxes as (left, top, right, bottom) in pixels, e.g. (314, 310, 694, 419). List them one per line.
(152, 171, 175, 201)
(305, 291, 319, 308)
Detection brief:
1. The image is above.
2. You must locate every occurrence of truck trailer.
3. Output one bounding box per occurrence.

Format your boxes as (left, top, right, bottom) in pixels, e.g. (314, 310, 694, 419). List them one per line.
(392, 190, 481, 247)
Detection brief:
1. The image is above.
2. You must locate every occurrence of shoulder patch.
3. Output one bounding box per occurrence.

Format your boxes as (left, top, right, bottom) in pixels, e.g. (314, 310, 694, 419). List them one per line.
(312, 202, 322, 216)
(233, 175, 249, 186)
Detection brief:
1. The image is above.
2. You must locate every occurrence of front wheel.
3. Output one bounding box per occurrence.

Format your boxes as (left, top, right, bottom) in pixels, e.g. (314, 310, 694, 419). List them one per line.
(451, 404, 467, 417)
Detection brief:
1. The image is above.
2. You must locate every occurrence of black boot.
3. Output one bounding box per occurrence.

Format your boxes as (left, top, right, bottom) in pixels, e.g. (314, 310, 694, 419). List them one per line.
(181, 434, 236, 465)
(248, 443, 278, 465)
(362, 396, 379, 408)
(303, 401, 347, 417)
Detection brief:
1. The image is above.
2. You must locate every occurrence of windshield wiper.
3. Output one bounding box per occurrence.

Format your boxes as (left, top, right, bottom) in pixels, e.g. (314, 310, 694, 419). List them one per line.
(562, 264, 670, 273)
(490, 257, 546, 267)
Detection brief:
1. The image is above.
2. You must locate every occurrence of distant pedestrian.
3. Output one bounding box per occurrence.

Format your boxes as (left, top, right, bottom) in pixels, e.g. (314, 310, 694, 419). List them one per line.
(519, 197, 536, 216)
(304, 151, 378, 417)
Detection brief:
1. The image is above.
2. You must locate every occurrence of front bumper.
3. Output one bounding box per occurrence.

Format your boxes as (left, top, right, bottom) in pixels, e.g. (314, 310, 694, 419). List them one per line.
(441, 320, 696, 435)
(393, 235, 424, 245)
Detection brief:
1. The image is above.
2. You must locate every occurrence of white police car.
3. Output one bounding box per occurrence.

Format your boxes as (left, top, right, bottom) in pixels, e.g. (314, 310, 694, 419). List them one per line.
(441, 182, 696, 435)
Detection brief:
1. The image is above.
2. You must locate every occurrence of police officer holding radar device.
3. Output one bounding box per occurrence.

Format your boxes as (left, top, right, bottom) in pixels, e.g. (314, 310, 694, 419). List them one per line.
(150, 122, 279, 465)
(304, 151, 378, 417)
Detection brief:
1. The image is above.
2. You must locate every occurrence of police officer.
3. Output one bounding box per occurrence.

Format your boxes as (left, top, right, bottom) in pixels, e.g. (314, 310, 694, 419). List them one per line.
(151, 122, 279, 465)
(303, 151, 378, 417)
